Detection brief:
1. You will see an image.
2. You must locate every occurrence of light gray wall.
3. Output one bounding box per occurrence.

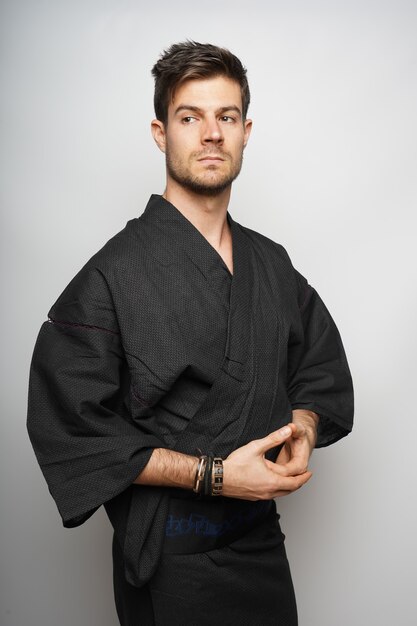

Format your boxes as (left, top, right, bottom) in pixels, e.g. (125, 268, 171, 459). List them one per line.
(1, 1, 416, 624)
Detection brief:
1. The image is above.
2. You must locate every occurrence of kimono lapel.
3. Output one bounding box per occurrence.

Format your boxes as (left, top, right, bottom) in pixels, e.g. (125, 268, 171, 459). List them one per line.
(141, 194, 259, 374)
(141, 195, 232, 313)
(224, 215, 259, 378)
(172, 215, 261, 457)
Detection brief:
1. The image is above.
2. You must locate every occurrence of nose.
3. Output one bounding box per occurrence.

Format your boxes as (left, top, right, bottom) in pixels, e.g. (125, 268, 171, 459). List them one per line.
(201, 115, 224, 145)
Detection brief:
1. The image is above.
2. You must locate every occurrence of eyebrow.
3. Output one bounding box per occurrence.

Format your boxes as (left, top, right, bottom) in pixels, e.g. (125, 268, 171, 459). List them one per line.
(173, 104, 242, 118)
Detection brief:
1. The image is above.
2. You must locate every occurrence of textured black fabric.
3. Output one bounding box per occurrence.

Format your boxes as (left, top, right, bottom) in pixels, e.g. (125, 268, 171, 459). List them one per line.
(27, 194, 354, 600)
(148, 506, 297, 626)
(112, 507, 297, 626)
(112, 533, 156, 625)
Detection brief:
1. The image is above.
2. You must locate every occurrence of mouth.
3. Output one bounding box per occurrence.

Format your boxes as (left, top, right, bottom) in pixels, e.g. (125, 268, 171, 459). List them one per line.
(197, 156, 225, 163)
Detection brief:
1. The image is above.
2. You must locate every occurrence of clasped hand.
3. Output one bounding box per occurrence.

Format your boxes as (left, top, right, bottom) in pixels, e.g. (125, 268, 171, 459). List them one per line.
(222, 410, 318, 501)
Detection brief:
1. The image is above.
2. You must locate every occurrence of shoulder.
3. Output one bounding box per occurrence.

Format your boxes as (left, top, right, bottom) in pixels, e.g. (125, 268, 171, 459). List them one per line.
(86, 216, 153, 271)
(48, 217, 151, 326)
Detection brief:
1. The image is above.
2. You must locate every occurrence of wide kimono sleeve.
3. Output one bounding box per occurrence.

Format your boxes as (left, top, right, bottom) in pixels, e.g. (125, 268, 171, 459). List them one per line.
(26, 264, 164, 528)
(286, 270, 354, 447)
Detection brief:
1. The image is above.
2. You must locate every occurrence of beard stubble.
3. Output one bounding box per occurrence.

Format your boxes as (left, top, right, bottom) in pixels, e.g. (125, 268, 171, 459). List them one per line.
(165, 146, 244, 197)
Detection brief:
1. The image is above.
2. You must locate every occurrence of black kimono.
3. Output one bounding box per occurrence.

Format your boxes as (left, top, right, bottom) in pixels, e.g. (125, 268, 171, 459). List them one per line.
(27, 194, 353, 625)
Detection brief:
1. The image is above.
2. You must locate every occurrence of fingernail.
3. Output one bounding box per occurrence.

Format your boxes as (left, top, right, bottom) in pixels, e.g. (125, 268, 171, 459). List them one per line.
(280, 426, 291, 437)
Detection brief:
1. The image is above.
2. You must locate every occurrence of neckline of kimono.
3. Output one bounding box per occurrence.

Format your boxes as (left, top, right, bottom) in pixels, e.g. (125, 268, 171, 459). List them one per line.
(150, 194, 234, 279)
(144, 195, 255, 367)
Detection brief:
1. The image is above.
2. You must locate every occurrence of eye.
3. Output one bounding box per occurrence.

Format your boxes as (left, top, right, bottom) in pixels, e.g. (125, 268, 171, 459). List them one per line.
(220, 115, 235, 123)
(182, 116, 197, 124)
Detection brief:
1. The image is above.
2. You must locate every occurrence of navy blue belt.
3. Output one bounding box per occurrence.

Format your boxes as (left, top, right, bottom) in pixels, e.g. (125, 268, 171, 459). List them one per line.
(162, 497, 274, 554)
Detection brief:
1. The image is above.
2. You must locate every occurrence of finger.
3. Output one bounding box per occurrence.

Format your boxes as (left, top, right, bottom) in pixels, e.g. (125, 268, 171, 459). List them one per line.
(265, 458, 292, 476)
(274, 490, 292, 498)
(255, 424, 296, 455)
(272, 471, 313, 493)
(266, 458, 310, 478)
(287, 423, 305, 439)
(275, 442, 291, 465)
(280, 456, 310, 476)
(262, 462, 313, 487)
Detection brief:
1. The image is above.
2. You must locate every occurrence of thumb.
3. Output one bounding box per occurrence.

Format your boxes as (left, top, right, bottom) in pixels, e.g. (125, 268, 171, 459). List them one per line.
(255, 424, 295, 455)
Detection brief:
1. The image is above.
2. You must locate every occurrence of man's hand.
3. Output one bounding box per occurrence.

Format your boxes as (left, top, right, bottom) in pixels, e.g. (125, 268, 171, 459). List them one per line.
(134, 411, 318, 501)
(222, 423, 313, 501)
(275, 409, 319, 477)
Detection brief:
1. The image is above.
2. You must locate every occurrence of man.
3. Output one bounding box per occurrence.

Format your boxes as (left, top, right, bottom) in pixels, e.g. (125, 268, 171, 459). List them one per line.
(27, 41, 353, 625)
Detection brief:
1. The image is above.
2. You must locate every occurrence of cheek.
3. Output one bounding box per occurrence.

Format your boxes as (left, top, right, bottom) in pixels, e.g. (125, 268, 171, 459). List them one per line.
(229, 141, 245, 161)
(227, 130, 245, 149)
(166, 134, 195, 159)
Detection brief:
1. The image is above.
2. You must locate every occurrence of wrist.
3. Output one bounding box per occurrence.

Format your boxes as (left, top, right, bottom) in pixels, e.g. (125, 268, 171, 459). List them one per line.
(292, 410, 319, 446)
(221, 457, 240, 499)
(292, 409, 318, 429)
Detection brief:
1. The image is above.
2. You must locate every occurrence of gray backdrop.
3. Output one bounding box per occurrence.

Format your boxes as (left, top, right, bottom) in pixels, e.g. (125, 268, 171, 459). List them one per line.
(1, 1, 416, 624)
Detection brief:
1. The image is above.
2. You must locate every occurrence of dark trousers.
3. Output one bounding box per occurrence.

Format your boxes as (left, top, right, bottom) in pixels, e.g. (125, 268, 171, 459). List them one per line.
(112, 509, 298, 626)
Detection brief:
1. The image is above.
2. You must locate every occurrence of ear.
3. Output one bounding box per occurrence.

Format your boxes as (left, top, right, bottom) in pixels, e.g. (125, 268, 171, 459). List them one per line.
(243, 118, 253, 148)
(151, 119, 167, 153)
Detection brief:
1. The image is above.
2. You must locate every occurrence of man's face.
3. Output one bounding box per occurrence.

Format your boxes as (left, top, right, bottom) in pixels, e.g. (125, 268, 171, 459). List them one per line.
(154, 76, 252, 197)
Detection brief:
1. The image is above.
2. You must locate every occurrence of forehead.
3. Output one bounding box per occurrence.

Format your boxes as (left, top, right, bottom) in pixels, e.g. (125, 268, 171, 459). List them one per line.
(169, 76, 242, 114)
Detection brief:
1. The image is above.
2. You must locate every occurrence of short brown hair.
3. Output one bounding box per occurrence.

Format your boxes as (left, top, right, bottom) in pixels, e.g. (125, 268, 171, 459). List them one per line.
(151, 40, 250, 124)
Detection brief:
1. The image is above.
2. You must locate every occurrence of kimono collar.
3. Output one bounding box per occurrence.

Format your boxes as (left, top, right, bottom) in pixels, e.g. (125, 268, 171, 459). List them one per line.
(140, 194, 258, 367)
(141, 194, 233, 279)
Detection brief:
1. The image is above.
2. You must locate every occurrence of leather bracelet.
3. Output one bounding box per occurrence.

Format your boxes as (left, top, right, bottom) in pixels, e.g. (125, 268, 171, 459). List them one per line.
(211, 457, 223, 496)
(193, 455, 208, 493)
(203, 456, 213, 496)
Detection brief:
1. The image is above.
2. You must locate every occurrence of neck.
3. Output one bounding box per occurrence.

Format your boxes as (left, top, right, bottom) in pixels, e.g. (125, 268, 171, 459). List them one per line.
(163, 178, 232, 251)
